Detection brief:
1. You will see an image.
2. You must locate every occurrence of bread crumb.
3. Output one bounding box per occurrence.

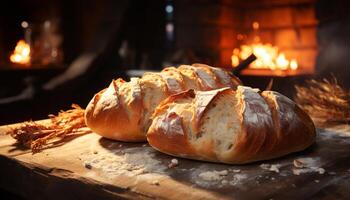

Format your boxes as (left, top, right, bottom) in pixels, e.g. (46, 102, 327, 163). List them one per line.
(171, 159, 178, 165)
(293, 158, 320, 168)
(318, 168, 325, 174)
(292, 157, 325, 175)
(232, 169, 241, 173)
(314, 180, 320, 183)
(293, 159, 305, 168)
(260, 164, 281, 173)
(168, 158, 179, 168)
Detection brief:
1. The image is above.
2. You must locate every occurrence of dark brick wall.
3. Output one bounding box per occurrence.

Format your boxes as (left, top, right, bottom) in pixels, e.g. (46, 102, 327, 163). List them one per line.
(173, 0, 317, 70)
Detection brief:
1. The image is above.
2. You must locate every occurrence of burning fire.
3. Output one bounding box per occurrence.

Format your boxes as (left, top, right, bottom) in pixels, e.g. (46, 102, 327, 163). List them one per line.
(231, 22, 298, 71)
(10, 40, 31, 65)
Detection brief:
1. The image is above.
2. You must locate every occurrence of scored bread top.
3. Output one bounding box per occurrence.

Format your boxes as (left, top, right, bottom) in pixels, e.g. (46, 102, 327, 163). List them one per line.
(85, 64, 241, 142)
(147, 86, 316, 164)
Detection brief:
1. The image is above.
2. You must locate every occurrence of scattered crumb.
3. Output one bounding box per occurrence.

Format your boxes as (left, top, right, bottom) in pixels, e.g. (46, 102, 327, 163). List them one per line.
(93, 151, 98, 154)
(292, 157, 325, 175)
(232, 169, 241, 173)
(293, 157, 321, 168)
(293, 159, 305, 168)
(318, 168, 325, 174)
(118, 144, 123, 148)
(142, 144, 148, 147)
(168, 158, 179, 168)
(314, 180, 320, 183)
(260, 164, 281, 173)
(271, 177, 275, 181)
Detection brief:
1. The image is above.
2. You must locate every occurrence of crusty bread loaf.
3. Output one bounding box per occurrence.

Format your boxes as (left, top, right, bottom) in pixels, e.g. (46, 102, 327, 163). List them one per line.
(84, 64, 241, 142)
(147, 86, 316, 164)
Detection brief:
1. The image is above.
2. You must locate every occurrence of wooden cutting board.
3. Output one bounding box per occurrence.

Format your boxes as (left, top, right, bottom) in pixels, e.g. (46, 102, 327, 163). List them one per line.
(0, 123, 350, 200)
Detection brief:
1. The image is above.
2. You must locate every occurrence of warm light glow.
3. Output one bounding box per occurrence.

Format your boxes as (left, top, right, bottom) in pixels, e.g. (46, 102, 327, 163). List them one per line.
(276, 54, 289, 70)
(231, 22, 298, 71)
(252, 21, 259, 30)
(10, 40, 31, 65)
(290, 59, 298, 70)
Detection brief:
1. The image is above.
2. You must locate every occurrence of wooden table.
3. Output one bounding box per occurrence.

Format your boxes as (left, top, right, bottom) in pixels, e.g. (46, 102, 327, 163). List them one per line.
(0, 123, 350, 200)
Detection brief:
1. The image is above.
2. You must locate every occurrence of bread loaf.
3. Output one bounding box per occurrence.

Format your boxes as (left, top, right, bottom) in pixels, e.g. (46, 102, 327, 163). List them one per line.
(84, 64, 241, 142)
(147, 86, 316, 164)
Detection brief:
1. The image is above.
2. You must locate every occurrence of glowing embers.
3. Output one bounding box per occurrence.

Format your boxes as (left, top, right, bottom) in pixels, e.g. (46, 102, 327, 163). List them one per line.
(231, 22, 299, 74)
(10, 40, 31, 65)
(231, 43, 298, 71)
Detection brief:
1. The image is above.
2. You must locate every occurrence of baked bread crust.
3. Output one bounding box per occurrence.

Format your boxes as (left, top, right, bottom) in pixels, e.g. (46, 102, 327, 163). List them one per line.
(84, 64, 241, 142)
(147, 86, 316, 164)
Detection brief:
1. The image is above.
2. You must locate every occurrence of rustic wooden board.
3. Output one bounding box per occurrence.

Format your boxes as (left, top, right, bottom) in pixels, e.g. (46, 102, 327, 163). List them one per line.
(0, 123, 350, 200)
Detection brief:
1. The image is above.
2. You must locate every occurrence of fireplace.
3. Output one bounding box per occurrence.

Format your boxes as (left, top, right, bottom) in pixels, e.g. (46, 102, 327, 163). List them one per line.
(172, 0, 350, 96)
(173, 0, 316, 72)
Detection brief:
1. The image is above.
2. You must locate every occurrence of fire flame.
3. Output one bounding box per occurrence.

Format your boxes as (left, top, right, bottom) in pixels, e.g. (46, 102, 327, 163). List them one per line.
(10, 40, 31, 65)
(231, 22, 298, 71)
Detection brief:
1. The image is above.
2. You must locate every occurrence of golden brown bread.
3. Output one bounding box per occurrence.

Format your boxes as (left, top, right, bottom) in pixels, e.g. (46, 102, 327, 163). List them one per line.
(84, 64, 241, 142)
(147, 86, 316, 164)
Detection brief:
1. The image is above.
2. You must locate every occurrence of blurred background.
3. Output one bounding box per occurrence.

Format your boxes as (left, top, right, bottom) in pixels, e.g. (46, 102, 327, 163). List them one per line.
(0, 0, 349, 125)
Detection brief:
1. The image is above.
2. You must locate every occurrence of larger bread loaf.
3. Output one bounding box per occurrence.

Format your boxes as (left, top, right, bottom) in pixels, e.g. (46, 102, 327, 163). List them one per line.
(147, 86, 316, 164)
(84, 64, 241, 142)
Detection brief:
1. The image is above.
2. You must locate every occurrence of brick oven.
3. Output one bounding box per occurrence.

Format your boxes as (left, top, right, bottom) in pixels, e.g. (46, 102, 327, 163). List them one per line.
(172, 0, 342, 97)
(174, 0, 316, 70)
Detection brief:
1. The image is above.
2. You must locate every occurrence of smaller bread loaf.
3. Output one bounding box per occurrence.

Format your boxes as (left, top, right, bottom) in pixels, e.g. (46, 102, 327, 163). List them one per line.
(84, 64, 241, 142)
(147, 86, 316, 164)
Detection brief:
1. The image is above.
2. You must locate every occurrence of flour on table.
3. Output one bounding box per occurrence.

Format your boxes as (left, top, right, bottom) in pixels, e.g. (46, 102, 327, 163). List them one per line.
(292, 157, 325, 175)
(192, 166, 247, 188)
(80, 143, 167, 178)
(198, 170, 228, 181)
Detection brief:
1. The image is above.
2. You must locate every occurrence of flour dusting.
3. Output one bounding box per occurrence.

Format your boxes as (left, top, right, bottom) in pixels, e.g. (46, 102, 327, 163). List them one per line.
(80, 144, 167, 178)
